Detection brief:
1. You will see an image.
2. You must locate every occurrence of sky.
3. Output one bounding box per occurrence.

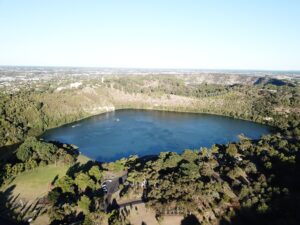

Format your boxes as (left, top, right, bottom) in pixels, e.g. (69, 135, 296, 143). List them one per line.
(0, 0, 299, 70)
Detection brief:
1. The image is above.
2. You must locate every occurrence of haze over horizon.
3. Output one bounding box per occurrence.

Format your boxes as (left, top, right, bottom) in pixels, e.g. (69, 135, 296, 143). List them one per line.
(0, 0, 299, 70)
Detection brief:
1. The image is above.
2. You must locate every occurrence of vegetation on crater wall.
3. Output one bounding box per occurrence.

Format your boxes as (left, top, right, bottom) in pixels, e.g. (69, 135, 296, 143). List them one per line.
(0, 75, 299, 147)
(0, 75, 299, 224)
(114, 131, 300, 225)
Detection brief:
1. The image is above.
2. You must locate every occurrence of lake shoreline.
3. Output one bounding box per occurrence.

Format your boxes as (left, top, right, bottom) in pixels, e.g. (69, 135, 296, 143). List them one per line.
(39, 107, 277, 139)
(42, 109, 273, 162)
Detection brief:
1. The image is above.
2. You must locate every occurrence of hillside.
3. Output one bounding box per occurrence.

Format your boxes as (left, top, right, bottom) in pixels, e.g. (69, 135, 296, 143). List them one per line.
(0, 73, 299, 147)
(0, 72, 299, 225)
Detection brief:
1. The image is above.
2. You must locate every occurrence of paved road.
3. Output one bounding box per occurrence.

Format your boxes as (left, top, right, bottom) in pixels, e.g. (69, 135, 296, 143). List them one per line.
(107, 173, 127, 194)
(103, 173, 128, 211)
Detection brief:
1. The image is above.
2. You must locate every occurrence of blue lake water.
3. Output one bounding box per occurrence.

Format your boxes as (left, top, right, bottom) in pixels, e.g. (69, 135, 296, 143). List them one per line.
(42, 110, 272, 162)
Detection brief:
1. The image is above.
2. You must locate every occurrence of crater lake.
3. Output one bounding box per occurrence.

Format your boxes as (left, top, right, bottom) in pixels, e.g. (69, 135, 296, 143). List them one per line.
(42, 110, 273, 162)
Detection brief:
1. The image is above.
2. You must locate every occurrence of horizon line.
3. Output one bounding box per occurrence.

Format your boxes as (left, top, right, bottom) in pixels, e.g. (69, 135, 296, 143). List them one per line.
(1, 64, 300, 73)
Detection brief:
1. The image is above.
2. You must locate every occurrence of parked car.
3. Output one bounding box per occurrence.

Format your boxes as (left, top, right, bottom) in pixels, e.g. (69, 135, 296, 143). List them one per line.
(102, 186, 108, 193)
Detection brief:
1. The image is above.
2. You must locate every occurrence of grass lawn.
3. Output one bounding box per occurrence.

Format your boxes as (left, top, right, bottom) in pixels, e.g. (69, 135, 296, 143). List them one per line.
(2, 155, 89, 201)
(2, 155, 91, 202)
(0, 155, 92, 224)
(3, 164, 69, 201)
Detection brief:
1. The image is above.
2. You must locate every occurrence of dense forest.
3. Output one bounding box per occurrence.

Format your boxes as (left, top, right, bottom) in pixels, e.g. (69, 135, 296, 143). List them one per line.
(0, 75, 299, 146)
(117, 132, 300, 225)
(0, 74, 299, 224)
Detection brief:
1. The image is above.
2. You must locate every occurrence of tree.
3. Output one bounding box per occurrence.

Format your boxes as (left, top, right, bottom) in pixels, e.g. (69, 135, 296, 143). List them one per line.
(28, 159, 38, 170)
(181, 149, 198, 162)
(162, 152, 182, 169)
(179, 162, 200, 179)
(48, 206, 65, 221)
(88, 166, 102, 181)
(16, 136, 58, 163)
(257, 202, 269, 213)
(16, 137, 35, 162)
(11, 163, 24, 176)
(83, 215, 94, 225)
(264, 161, 272, 169)
(63, 153, 76, 165)
(48, 189, 60, 204)
(226, 144, 238, 157)
(35, 141, 57, 162)
(56, 176, 75, 193)
(4, 164, 12, 177)
(227, 166, 244, 179)
(199, 162, 214, 177)
(78, 195, 91, 214)
(75, 173, 96, 192)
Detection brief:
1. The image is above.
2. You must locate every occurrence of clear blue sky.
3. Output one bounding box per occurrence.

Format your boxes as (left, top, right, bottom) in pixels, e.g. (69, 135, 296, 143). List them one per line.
(0, 0, 299, 70)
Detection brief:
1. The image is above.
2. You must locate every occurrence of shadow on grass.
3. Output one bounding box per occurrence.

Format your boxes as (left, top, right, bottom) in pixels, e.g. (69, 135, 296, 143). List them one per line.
(0, 185, 28, 224)
(0, 183, 50, 225)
